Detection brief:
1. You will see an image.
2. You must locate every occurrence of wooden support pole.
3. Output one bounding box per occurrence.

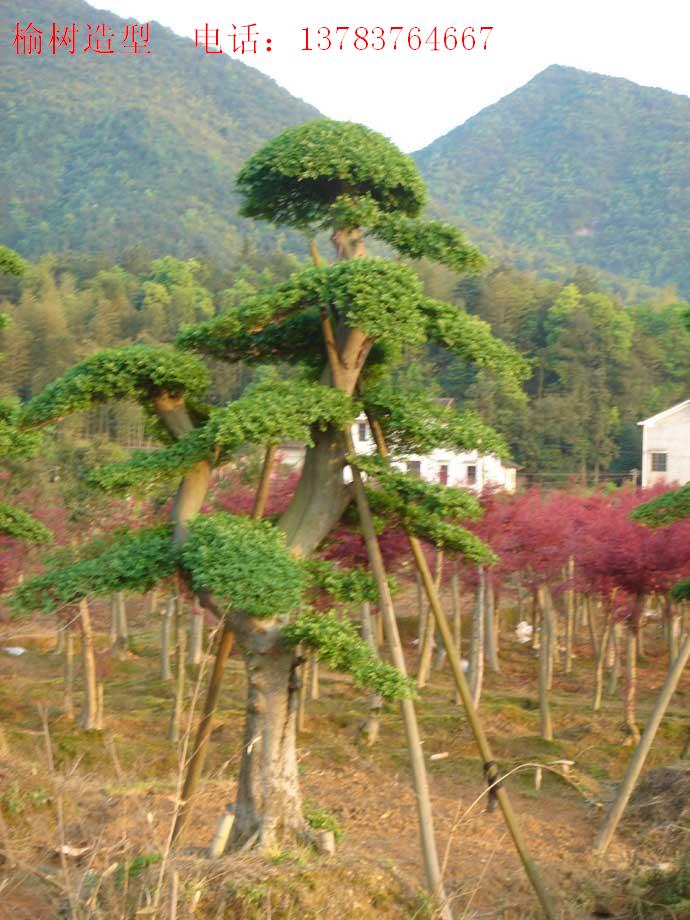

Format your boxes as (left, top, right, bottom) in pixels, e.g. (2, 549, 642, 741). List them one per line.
(594, 629, 690, 855)
(369, 416, 556, 920)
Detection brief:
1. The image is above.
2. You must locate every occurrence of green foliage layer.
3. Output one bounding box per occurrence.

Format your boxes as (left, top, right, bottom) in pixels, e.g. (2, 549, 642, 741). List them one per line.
(238, 120, 426, 228)
(182, 514, 304, 618)
(355, 455, 494, 563)
(11, 526, 178, 614)
(21, 346, 209, 427)
(305, 559, 380, 605)
(632, 486, 690, 527)
(282, 609, 413, 701)
(361, 380, 508, 457)
(0, 502, 51, 544)
(88, 378, 356, 493)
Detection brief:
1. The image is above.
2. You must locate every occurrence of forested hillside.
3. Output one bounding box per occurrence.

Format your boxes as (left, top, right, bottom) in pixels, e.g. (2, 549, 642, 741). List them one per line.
(415, 65, 690, 296)
(1, 249, 688, 486)
(1, 0, 318, 261)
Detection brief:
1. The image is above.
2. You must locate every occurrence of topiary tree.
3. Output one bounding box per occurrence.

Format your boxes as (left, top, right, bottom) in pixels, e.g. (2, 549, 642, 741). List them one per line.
(10, 122, 529, 899)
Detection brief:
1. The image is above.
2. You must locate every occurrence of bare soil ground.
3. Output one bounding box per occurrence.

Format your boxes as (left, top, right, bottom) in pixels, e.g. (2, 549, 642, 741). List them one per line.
(0, 595, 688, 919)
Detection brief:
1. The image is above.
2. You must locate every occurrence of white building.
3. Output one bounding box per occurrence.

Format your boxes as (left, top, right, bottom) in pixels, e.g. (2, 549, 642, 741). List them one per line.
(276, 417, 517, 494)
(638, 399, 690, 488)
(351, 414, 517, 494)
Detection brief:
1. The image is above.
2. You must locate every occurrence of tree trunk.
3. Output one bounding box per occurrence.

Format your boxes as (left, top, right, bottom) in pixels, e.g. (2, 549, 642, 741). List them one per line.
(297, 645, 309, 734)
(417, 550, 442, 687)
(594, 629, 690, 855)
(587, 596, 600, 659)
(53, 624, 64, 655)
(79, 599, 99, 731)
(484, 570, 500, 673)
(63, 632, 75, 720)
(360, 601, 382, 746)
(537, 587, 553, 741)
(416, 572, 425, 648)
(667, 598, 680, 665)
(565, 557, 575, 674)
(145, 588, 159, 617)
(109, 595, 118, 648)
(168, 605, 187, 744)
(116, 592, 128, 650)
(95, 681, 104, 731)
(188, 598, 204, 666)
(228, 619, 304, 852)
(624, 626, 640, 743)
(608, 621, 622, 695)
(161, 598, 174, 681)
(451, 562, 462, 705)
(62, 629, 74, 719)
(469, 567, 485, 708)
(309, 653, 320, 701)
(592, 615, 611, 713)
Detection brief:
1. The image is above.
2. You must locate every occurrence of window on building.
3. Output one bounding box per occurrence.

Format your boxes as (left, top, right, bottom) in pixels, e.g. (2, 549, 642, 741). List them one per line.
(651, 452, 668, 472)
(407, 460, 421, 478)
(439, 464, 448, 485)
(358, 422, 368, 442)
(466, 465, 477, 484)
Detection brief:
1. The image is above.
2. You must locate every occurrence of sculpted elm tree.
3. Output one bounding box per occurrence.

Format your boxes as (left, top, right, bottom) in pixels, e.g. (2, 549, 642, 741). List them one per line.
(12, 122, 526, 857)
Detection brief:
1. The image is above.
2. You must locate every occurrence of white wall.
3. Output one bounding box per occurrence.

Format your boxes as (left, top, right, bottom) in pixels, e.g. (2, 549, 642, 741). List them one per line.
(641, 403, 690, 488)
(351, 415, 517, 493)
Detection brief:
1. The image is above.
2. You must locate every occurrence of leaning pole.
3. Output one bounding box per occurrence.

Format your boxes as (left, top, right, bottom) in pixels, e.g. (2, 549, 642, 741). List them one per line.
(593, 629, 690, 855)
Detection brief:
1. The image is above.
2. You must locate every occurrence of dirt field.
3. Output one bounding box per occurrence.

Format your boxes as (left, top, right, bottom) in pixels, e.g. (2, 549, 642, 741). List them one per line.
(0, 595, 688, 919)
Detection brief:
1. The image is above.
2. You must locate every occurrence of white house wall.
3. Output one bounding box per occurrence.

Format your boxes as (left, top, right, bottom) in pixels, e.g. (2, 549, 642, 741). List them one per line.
(640, 403, 690, 488)
(351, 416, 516, 494)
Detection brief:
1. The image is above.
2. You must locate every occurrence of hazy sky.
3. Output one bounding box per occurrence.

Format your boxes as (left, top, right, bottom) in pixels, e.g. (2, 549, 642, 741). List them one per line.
(94, 0, 690, 150)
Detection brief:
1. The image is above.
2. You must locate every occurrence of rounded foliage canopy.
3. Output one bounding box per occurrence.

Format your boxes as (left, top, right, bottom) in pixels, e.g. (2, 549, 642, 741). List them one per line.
(237, 119, 427, 228)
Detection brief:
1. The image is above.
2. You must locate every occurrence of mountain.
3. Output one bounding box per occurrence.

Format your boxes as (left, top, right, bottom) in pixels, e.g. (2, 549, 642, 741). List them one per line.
(414, 65, 690, 296)
(0, 0, 319, 262)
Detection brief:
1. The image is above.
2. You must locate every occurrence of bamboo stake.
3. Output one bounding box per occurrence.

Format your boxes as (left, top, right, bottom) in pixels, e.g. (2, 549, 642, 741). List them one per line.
(594, 629, 690, 855)
(369, 416, 556, 920)
(345, 432, 452, 920)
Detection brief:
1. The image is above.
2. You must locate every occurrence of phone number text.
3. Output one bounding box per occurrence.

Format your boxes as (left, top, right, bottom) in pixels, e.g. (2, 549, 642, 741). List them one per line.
(301, 25, 493, 52)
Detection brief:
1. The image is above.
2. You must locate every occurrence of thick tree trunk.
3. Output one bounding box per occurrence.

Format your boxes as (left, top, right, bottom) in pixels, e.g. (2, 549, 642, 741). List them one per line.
(228, 619, 304, 851)
(79, 599, 99, 732)
(469, 567, 485, 707)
